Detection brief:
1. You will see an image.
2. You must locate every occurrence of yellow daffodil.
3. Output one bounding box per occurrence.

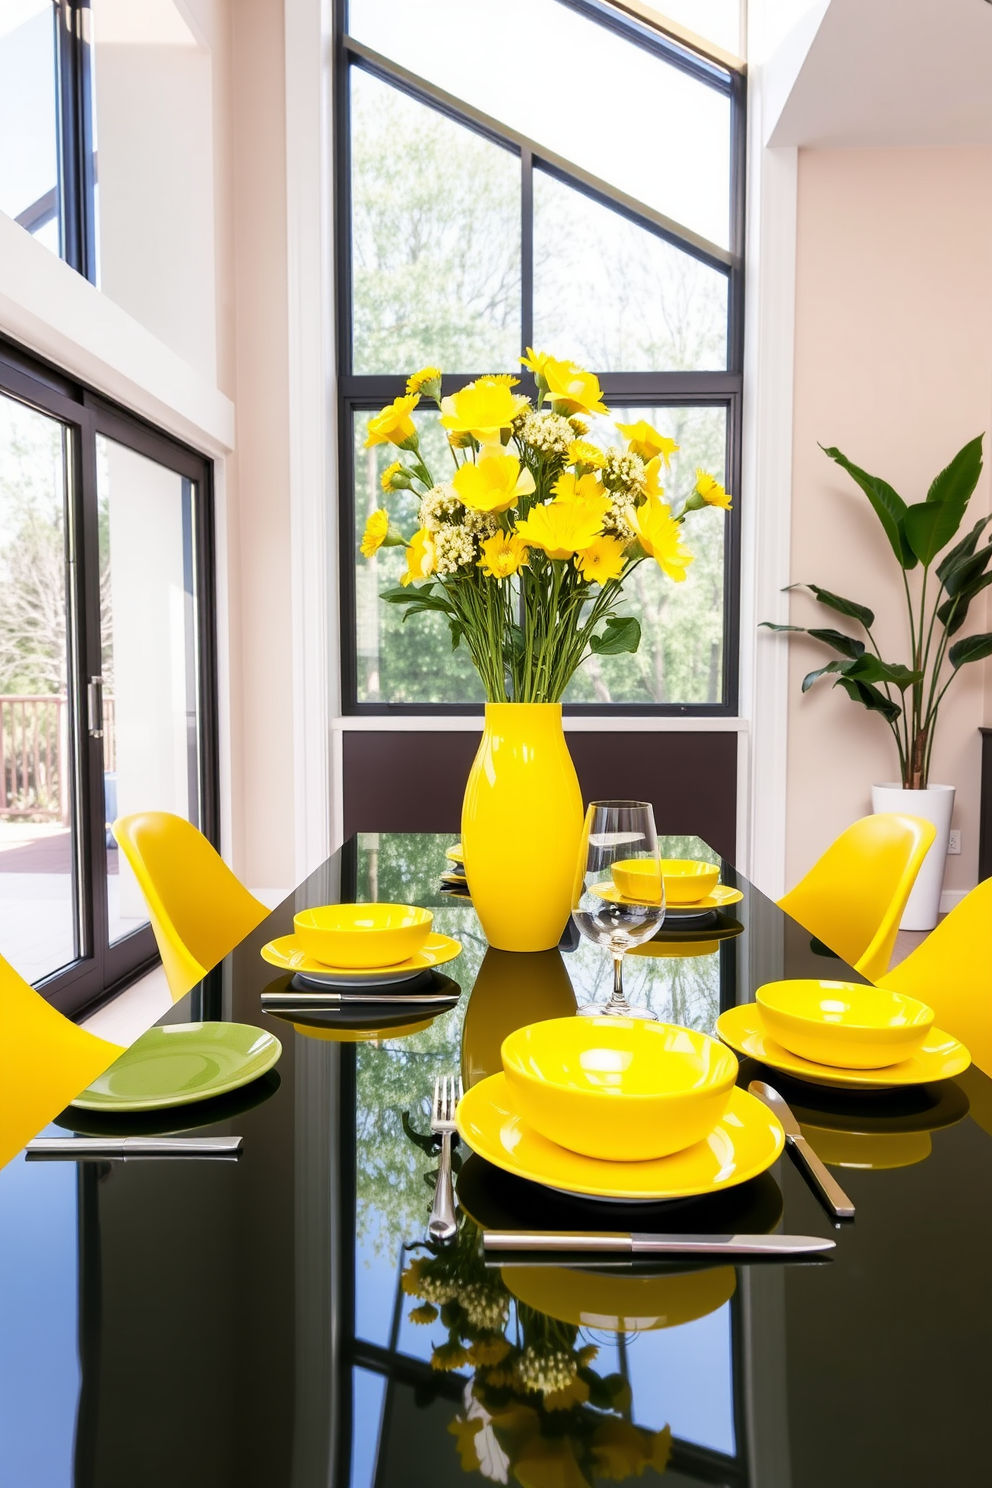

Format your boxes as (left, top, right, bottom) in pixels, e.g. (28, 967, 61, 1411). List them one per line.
(400, 528, 436, 586)
(453, 452, 535, 513)
(632, 499, 694, 582)
(590, 1419, 653, 1481)
(616, 419, 679, 464)
(514, 501, 603, 559)
(476, 373, 520, 388)
(467, 1335, 512, 1366)
(477, 531, 529, 580)
(553, 470, 607, 506)
(430, 1340, 470, 1371)
(380, 459, 412, 493)
(447, 1417, 483, 1473)
(440, 380, 529, 444)
(365, 394, 420, 449)
(405, 365, 442, 398)
(513, 1435, 588, 1488)
(543, 1375, 590, 1410)
(541, 355, 608, 416)
(520, 346, 552, 385)
(361, 509, 405, 557)
(576, 535, 627, 584)
(567, 438, 606, 470)
(643, 455, 665, 499)
(696, 468, 732, 509)
(407, 1302, 438, 1325)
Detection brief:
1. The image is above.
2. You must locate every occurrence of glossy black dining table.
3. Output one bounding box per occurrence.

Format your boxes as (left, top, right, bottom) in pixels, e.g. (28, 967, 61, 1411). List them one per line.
(2, 832, 990, 1488)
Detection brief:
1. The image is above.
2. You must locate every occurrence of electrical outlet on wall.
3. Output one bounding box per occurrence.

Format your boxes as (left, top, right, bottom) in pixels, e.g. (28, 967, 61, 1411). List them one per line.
(948, 830, 962, 855)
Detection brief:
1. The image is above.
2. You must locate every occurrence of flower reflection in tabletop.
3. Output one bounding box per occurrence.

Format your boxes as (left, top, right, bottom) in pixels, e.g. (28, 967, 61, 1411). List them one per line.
(401, 1213, 673, 1486)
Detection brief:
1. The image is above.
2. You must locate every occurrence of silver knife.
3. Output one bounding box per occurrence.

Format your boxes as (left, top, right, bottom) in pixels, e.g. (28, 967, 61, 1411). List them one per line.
(749, 1080, 855, 1219)
(25, 1137, 243, 1161)
(483, 1231, 834, 1255)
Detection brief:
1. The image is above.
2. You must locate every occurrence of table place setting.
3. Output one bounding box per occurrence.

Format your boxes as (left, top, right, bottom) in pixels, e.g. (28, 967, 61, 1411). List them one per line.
(716, 979, 971, 1091)
(259, 902, 462, 989)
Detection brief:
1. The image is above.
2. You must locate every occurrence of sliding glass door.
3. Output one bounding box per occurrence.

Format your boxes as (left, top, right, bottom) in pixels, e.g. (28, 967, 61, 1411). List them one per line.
(0, 342, 217, 1016)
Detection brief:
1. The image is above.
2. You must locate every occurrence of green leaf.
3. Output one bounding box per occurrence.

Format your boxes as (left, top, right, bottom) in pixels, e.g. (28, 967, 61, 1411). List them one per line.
(806, 628, 866, 660)
(949, 631, 992, 669)
(904, 500, 966, 567)
(941, 542, 992, 599)
(758, 622, 806, 632)
(589, 615, 641, 655)
(801, 661, 845, 692)
(380, 586, 424, 605)
(821, 446, 916, 569)
(937, 571, 992, 636)
(925, 434, 984, 513)
(845, 655, 922, 689)
(448, 620, 464, 652)
(833, 676, 903, 724)
(936, 515, 991, 586)
(786, 583, 875, 629)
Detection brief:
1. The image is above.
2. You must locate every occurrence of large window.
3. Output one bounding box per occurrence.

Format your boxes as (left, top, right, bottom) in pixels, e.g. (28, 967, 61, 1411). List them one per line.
(337, 0, 744, 714)
(0, 339, 218, 1013)
(0, 0, 96, 279)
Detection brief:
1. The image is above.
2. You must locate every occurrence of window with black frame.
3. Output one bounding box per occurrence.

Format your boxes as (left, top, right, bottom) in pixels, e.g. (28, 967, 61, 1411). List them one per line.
(337, 0, 744, 714)
(0, 0, 96, 280)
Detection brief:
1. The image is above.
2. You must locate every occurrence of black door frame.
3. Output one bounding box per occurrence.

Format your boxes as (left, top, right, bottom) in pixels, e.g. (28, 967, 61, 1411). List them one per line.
(0, 336, 219, 1017)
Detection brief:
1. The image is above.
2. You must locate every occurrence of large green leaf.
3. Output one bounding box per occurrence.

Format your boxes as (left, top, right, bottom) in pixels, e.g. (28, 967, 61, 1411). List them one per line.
(760, 622, 865, 660)
(936, 570, 992, 636)
(821, 446, 916, 569)
(940, 542, 992, 599)
(924, 434, 984, 514)
(589, 616, 641, 656)
(845, 655, 921, 689)
(936, 515, 991, 586)
(785, 583, 875, 629)
(904, 498, 975, 567)
(807, 628, 866, 660)
(948, 631, 992, 669)
(833, 676, 903, 724)
(801, 660, 845, 692)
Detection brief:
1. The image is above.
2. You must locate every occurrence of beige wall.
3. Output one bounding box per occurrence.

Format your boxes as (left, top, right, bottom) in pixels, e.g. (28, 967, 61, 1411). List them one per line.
(785, 145, 992, 895)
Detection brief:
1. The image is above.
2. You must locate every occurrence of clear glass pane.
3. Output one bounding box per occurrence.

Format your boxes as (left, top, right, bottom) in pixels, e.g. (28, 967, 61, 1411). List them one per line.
(563, 405, 728, 705)
(97, 438, 199, 944)
(0, 1, 60, 252)
(657, 0, 742, 55)
(534, 169, 729, 371)
(0, 392, 78, 983)
(354, 410, 486, 703)
(351, 68, 521, 374)
(349, 0, 732, 247)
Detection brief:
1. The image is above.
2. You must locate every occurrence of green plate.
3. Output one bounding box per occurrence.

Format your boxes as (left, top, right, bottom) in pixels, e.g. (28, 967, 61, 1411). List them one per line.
(70, 1022, 283, 1112)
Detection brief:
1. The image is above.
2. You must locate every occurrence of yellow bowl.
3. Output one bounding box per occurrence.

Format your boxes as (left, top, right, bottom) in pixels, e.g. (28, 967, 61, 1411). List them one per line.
(755, 980, 935, 1070)
(610, 858, 664, 903)
(501, 1017, 738, 1162)
(292, 903, 433, 968)
(661, 858, 721, 905)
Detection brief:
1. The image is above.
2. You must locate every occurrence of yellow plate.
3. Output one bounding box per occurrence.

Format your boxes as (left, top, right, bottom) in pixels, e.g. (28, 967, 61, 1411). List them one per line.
(456, 1074, 784, 1202)
(446, 844, 464, 865)
(592, 882, 743, 914)
(260, 932, 461, 984)
(716, 1004, 970, 1090)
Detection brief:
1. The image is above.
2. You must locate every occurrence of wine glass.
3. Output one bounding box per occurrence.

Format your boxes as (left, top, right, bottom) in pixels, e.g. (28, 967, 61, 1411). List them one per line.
(571, 801, 666, 1019)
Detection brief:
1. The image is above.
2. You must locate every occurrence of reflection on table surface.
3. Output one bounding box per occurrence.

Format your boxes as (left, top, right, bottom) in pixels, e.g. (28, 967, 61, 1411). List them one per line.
(1, 833, 990, 1488)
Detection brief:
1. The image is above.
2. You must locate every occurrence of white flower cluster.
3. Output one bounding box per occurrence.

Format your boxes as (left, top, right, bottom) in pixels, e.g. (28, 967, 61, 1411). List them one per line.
(602, 492, 637, 544)
(414, 1271, 458, 1305)
(434, 525, 477, 574)
(516, 411, 574, 460)
(515, 1344, 578, 1396)
(418, 483, 463, 531)
(459, 1281, 509, 1332)
(603, 447, 646, 496)
(461, 507, 500, 538)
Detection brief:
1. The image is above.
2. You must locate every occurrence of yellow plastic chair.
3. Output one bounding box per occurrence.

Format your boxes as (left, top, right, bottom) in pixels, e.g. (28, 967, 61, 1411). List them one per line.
(113, 813, 269, 1001)
(878, 878, 992, 1080)
(0, 953, 124, 1171)
(777, 814, 936, 983)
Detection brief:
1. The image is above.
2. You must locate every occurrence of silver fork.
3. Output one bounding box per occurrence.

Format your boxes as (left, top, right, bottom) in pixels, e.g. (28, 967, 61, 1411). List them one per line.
(428, 1074, 462, 1242)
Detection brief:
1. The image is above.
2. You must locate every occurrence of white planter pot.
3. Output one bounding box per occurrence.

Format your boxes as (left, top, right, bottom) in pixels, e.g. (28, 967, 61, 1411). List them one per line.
(870, 783, 955, 932)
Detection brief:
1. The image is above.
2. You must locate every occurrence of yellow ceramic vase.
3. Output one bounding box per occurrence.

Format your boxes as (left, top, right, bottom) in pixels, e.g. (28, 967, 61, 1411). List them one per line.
(462, 702, 583, 952)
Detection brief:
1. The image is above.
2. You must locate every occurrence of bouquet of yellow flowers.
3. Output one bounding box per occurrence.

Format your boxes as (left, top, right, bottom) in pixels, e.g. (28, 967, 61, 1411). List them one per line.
(362, 352, 730, 703)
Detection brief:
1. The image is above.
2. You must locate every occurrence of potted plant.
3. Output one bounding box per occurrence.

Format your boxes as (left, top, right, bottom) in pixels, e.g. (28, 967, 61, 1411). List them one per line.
(361, 355, 728, 951)
(763, 436, 992, 929)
